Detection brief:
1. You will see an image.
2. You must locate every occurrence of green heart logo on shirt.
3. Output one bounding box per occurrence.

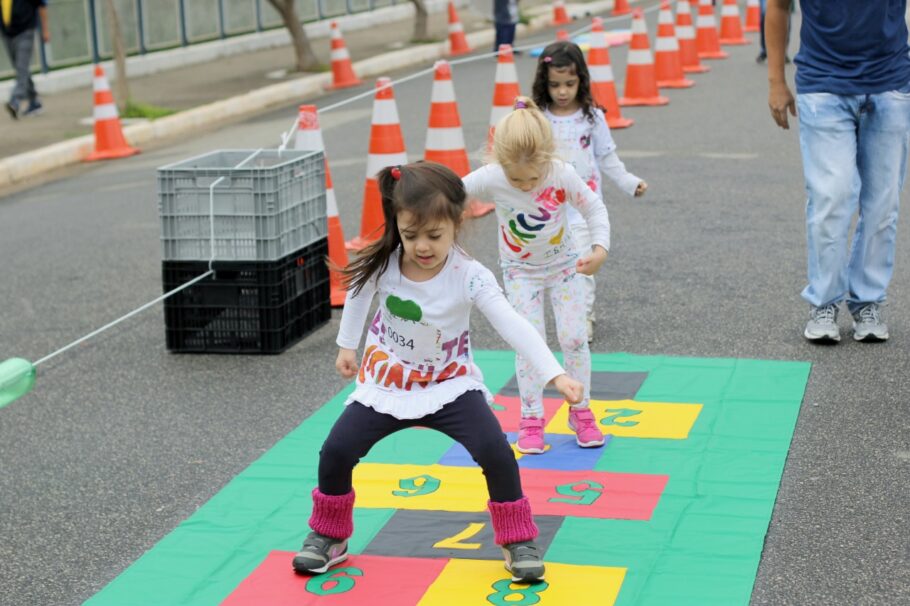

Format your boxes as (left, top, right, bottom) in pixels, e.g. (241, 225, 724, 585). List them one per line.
(386, 295, 423, 322)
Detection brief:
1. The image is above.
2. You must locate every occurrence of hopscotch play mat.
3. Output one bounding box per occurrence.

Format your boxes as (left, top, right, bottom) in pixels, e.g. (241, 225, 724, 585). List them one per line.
(86, 351, 810, 605)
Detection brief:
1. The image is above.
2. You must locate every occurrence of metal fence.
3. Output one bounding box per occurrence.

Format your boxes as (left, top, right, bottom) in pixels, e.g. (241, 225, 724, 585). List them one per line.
(0, 0, 399, 77)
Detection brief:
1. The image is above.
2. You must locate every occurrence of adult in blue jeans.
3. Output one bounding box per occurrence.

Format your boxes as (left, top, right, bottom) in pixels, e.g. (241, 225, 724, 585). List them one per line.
(1, 0, 49, 119)
(766, 0, 910, 344)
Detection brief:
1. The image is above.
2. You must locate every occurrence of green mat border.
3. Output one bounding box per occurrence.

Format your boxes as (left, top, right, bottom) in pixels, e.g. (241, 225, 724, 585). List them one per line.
(86, 352, 810, 606)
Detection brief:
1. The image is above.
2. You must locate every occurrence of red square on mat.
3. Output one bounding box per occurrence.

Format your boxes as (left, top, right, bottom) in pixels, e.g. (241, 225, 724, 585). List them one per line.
(492, 395, 566, 432)
(223, 551, 448, 605)
(521, 468, 669, 520)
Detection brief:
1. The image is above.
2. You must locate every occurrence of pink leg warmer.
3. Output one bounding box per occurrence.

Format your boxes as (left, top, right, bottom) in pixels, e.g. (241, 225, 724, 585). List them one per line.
(487, 496, 539, 545)
(308, 488, 355, 540)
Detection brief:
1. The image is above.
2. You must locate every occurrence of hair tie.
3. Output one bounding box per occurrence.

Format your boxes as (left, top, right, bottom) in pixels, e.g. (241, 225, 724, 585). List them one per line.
(514, 99, 527, 109)
(542, 56, 552, 63)
(390, 166, 402, 180)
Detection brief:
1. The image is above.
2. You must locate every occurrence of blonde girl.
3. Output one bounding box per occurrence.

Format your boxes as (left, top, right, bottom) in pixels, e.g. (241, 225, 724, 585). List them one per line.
(463, 97, 609, 455)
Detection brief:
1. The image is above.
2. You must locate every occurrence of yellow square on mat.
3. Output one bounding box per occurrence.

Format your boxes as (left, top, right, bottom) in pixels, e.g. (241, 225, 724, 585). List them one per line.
(353, 463, 489, 511)
(547, 399, 703, 440)
(417, 558, 626, 605)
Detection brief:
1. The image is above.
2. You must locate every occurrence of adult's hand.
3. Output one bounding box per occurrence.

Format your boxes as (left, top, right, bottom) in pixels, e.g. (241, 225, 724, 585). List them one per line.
(769, 80, 796, 129)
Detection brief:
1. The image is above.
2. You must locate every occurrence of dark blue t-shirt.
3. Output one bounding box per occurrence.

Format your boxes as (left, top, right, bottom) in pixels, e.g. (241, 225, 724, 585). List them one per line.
(795, 0, 910, 94)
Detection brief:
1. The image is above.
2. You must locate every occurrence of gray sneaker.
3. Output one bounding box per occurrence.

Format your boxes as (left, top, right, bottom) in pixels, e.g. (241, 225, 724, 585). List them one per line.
(292, 531, 348, 574)
(501, 540, 546, 583)
(804, 304, 840, 343)
(852, 303, 888, 342)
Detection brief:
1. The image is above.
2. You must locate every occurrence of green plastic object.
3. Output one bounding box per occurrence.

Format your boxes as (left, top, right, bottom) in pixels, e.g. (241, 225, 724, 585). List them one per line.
(0, 358, 36, 409)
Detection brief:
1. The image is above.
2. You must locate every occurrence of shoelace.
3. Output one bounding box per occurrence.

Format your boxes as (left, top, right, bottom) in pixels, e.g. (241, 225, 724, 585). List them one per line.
(813, 305, 837, 323)
(303, 534, 332, 553)
(857, 305, 880, 324)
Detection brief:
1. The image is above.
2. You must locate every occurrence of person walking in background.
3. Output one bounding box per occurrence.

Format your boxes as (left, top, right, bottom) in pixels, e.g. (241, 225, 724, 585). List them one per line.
(1, 0, 48, 119)
(493, 0, 519, 52)
(766, 0, 910, 343)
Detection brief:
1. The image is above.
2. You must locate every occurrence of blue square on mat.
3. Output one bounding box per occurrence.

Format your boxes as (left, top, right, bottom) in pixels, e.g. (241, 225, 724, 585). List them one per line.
(437, 432, 608, 471)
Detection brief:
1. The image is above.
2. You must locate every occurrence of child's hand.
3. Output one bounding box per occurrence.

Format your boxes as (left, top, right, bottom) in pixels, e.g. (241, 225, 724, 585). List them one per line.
(634, 181, 648, 197)
(551, 374, 584, 404)
(336, 348, 360, 378)
(576, 245, 608, 276)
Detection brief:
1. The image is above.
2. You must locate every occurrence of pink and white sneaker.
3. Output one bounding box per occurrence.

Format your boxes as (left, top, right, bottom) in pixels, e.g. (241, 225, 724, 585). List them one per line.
(517, 416, 546, 454)
(568, 407, 605, 447)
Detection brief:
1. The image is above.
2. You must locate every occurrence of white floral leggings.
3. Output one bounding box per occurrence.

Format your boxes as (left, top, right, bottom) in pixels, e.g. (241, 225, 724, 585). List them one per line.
(503, 263, 591, 418)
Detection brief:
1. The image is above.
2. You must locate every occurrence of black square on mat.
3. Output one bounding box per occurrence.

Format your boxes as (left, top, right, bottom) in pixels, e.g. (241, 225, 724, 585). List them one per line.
(497, 371, 649, 401)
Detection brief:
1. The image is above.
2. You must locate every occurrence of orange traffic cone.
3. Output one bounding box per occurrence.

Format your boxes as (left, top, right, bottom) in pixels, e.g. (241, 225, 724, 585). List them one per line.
(744, 0, 760, 33)
(587, 17, 633, 129)
(489, 45, 521, 147)
(447, 2, 473, 56)
(677, 0, 710, 73)
(85, 65, 139, 162)
(695, 0, 728, 59)
(295, 105, 349, 307)
(552, 0, 571, 25)
(556, 29, 570, 41)
(619, 9, 669, 106)
(425, 61, 494, 218)
(655, 0, 694, 88)
(718, 0, 749, 45)
(345, 78, 408, 252)
(612, 0, 631, 16)
(326, 21, 362, 90)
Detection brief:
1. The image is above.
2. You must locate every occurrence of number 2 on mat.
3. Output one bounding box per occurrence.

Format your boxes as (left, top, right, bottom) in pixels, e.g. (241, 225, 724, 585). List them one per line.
(433, 522, 485, 550)
(392, 474, 441, 497)
(548, 480, 604, 505)
(601, 408, 642, 427)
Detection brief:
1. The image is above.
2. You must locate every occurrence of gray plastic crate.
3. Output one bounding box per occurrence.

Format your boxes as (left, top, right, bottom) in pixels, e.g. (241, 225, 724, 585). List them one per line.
(157, 149, 327, 261)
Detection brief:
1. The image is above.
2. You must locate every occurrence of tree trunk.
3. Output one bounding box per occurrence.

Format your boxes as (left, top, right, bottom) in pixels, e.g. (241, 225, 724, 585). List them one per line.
(410, 0, 429, 41)
(266, 0, 320, 72)
(103, 0, 130, 113)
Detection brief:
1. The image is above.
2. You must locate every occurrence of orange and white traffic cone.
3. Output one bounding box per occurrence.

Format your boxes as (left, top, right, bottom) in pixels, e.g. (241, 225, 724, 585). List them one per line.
(695, 0, 728, 59)
(588, 17, 633, 129)
(295, 105, 349, 307)
(744, 0, 760, 33)
(677, 0, 710, 73)
(447, 2, 473, 56)
(345, 78, 408, 252)
(489, 45, 521, 147)
(326, 21, 362, 90)
(425, 60, 494, 218)
(552, 0, 571, 25)
(85, 65, 139, 162)
(655, 0, 694, 88)
(556, 29, 570, 41)
(612, 0, 631, 16)
(619, 9, 669, 107)
(718, 0, 749, 45)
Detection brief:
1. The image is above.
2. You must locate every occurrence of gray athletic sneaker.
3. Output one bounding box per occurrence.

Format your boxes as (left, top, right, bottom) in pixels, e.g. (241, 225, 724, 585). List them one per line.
(501, 540, 546, 583)
(292, 531, 348, 574)
(852, 303, 888, 342)
(804, 304, 840, 343)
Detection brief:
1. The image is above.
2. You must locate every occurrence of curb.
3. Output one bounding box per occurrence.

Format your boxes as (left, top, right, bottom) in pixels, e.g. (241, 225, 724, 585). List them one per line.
(0, 0, 617, 192)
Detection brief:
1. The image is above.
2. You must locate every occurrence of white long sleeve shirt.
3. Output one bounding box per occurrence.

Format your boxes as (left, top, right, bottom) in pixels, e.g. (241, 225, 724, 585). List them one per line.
(463, 160, 610, 271)
(336, 247, 566, 419)
(545, 107, 641, 226)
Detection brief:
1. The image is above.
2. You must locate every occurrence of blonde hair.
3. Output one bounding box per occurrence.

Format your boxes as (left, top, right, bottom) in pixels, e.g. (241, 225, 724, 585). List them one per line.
(491, 96, 556, 173)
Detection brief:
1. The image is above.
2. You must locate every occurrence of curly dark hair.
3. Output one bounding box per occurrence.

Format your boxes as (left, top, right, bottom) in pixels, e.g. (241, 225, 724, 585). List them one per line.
(531, 41, 600, 124)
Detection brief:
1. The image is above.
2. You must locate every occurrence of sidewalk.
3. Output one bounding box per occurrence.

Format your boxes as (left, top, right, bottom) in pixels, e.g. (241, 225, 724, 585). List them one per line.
(0, 0, 610, 192)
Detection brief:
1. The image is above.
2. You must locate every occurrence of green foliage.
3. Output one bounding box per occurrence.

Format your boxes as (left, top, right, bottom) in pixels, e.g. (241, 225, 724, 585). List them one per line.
(122, 100, 176, 120)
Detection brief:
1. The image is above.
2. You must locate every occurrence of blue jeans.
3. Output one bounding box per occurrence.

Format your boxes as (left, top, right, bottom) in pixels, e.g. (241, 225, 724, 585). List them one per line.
(797, 84, 910, 312)
(1, 28, 38, 106)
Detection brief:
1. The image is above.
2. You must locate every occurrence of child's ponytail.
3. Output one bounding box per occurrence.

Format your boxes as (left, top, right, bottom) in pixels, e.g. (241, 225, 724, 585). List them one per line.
(491, 96, 557, 171)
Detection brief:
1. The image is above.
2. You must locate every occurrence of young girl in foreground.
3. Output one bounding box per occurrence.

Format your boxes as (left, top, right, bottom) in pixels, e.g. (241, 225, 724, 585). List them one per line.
(463, 97, 609, 455)
(292, 162, 583, 583)
(533, 41, 647, 342)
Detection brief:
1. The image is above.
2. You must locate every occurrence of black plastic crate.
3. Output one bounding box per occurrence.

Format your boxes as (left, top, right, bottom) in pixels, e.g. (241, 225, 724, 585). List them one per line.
(162, 238, 330, 354)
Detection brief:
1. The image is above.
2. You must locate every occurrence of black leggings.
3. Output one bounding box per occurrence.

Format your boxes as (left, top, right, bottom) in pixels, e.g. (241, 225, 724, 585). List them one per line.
(318, 390, 523, 503)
